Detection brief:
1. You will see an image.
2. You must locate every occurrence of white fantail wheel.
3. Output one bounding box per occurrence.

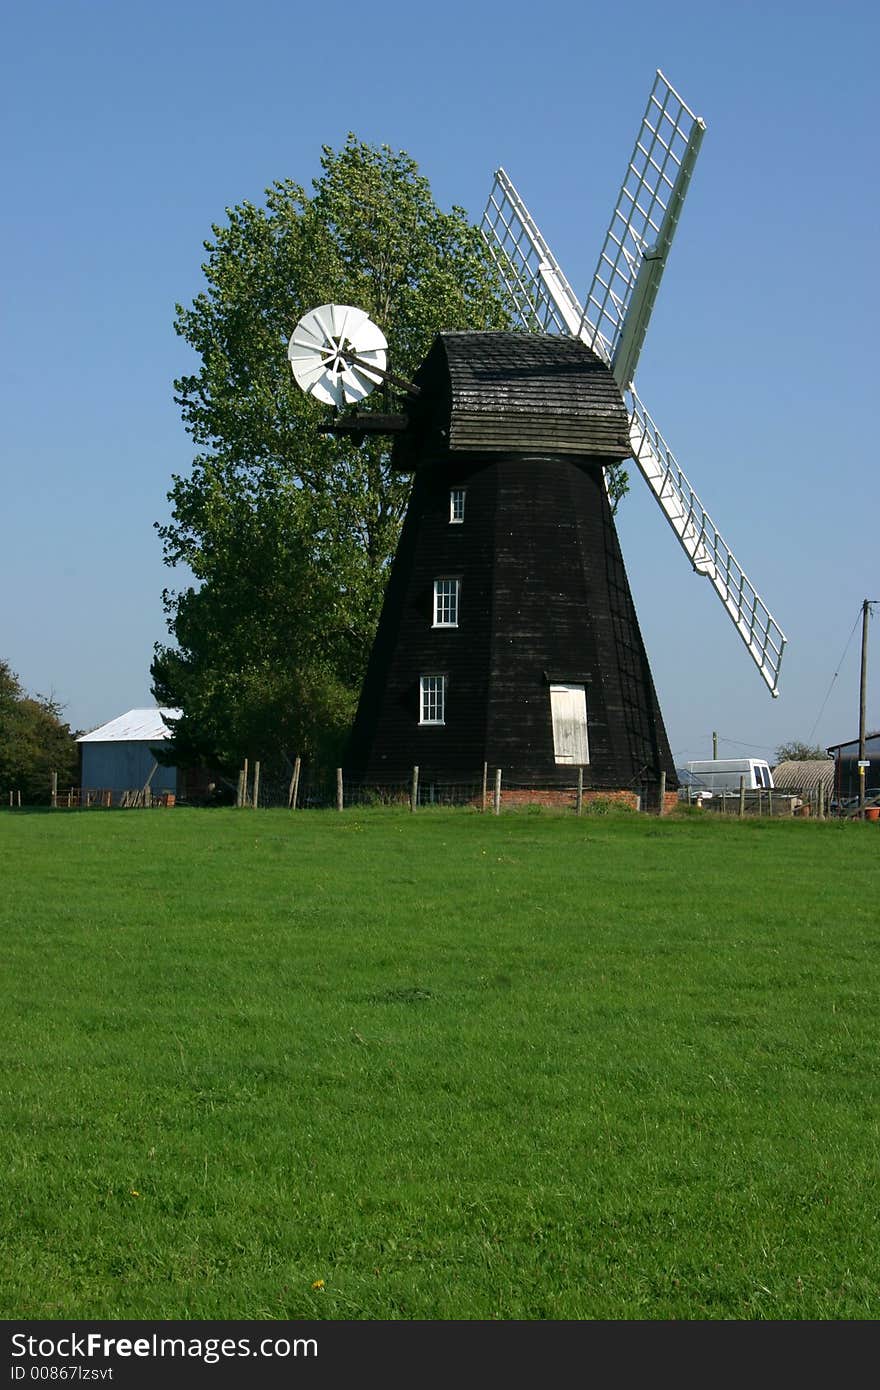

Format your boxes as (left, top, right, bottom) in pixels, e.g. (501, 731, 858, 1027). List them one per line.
(287, 303, 388, 409)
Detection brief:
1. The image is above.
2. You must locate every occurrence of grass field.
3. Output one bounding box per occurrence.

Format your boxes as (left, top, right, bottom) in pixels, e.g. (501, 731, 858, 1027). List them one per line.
(1, 805, 878, 1320)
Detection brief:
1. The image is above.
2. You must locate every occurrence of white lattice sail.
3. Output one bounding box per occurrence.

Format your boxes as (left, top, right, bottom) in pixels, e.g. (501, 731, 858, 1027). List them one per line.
(580, 70, 705, 387)
(478, 71, 786, 697)
(627, 389, 786, 695)
(481, 168, 584, 337)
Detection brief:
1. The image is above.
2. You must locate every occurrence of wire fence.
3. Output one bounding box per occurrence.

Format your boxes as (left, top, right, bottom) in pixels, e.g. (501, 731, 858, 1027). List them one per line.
(6, 769, 648, 814)
(234, 763, 658, 814)
(22, 771, 879, 820)
(680, 783, 837, 818)
(254, 775, 483, 811)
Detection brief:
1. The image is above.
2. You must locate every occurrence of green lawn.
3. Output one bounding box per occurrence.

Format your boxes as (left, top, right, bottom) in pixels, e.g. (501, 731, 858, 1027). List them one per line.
(1, 806, 878, 1319)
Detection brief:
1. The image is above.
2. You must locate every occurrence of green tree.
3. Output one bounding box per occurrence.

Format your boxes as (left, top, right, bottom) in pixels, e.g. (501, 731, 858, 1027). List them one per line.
(774, 740, 832, 763)
(0, 660, 79, 802)
(153, 136, 516, 774)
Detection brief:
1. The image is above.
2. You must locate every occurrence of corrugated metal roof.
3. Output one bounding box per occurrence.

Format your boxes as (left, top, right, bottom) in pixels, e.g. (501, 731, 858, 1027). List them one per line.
(77, 708, 181, 744)
(771, 760, 836, 793)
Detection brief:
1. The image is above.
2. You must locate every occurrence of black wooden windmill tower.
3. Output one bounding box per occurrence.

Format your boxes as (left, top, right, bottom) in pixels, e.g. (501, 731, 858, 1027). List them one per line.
(287, 72, 786, 800)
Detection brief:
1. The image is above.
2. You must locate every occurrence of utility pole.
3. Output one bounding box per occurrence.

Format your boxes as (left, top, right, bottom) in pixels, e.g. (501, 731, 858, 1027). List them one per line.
(858, 600, 875, 813)
(712, 731, 718, 759)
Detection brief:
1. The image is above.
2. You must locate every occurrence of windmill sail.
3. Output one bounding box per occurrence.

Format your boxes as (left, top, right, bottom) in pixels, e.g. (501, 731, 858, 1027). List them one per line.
(480, 116, 787, 697)
(627, 389, 786, 695)
(580, 70, 705, 387)
(481, 168, 584, 337)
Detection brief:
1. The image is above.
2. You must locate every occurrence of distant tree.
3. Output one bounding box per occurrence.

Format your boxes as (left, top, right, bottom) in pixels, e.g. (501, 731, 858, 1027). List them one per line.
(153, 489, 362, 772)
(0, 660, 79, 802)
(774, 740, 832, 764)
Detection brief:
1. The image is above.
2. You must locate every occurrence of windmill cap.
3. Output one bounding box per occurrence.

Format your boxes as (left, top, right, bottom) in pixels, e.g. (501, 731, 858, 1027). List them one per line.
(392, 331, 630, 469)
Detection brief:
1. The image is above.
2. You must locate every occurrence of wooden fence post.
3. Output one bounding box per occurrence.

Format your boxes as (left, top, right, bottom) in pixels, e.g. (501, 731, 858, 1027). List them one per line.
(252, 761, 260, 809)
(576, 767, 583, 817)
(336, 768, 344, 812)
(493, 768, 502, 816)
(411, 765, 419, 812)
(143, 761, 159, 808)
(658, 771, 666, 815)
(481, 762, 488, 813)
(739, 775, 746, 818)
(51, 771, 58, 809)
(288, 756, 301, 809)
(818, 781, 825, 820)
(768, 788, 773, 818)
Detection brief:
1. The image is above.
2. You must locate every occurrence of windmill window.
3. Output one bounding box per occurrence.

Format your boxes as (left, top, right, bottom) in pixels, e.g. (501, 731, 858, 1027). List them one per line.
(419, 675, 446, 725)
(549, 683, 589, 764)
(449, 488, 466, 523)
(433, 578, 460, 627)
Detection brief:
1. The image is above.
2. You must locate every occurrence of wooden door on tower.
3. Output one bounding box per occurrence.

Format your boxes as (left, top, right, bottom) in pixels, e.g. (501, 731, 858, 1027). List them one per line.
(549, 683, 589, 765)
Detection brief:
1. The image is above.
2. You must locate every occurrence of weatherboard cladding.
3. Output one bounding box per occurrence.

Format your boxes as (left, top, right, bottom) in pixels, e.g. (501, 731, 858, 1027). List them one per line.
(392, 332, 631, 469)
(348, 452, 675, 788)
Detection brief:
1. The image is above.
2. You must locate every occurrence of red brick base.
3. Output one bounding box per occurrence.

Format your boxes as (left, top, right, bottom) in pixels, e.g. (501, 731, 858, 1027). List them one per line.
(475, 787, 651, 811)
(470, 787, 680, 813)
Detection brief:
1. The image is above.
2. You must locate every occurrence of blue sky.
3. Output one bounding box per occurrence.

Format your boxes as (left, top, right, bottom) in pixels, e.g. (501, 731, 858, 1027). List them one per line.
(2, 0, 878, 765)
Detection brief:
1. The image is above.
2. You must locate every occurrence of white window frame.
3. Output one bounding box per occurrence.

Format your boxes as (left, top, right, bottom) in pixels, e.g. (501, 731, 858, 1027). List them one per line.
(549, 683, 589, 765)
(419, 674, 446, 725)
(433, 577, 460, 628)
(449, 488, 466, 524)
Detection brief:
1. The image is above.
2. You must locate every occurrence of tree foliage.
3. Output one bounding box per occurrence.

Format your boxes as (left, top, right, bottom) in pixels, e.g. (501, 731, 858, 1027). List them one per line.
(774, 740, 832, 764)
(0, 660, 79, 802)
(153, 137, 515, 773)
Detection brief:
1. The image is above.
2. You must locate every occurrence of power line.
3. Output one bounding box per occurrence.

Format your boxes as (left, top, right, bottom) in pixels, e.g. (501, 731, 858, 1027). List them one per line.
(807, 606, 865, 744)
(674, 734, 775, 760)
(715, 734, 775, 752)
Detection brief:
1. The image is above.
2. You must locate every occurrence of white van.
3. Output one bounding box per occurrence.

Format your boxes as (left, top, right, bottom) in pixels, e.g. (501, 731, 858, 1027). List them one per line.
(684, 759, 775, 795)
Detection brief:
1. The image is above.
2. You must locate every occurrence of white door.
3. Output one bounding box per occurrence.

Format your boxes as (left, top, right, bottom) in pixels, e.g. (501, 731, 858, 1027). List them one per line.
(550, 684, 589, 764)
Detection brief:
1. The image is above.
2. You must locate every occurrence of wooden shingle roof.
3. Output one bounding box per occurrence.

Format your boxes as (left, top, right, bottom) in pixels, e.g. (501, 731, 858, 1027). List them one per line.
(392, 331, 631, 468)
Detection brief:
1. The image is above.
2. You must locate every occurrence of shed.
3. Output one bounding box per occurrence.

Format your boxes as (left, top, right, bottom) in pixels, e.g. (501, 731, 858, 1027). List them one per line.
(771, 760, 835, 798)
(77, 708, 181, 803)
(825, 732, 880, 800)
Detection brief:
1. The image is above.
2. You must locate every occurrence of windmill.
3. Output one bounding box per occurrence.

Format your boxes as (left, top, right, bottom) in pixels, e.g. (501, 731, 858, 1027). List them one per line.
(288, 71, 786, 803)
